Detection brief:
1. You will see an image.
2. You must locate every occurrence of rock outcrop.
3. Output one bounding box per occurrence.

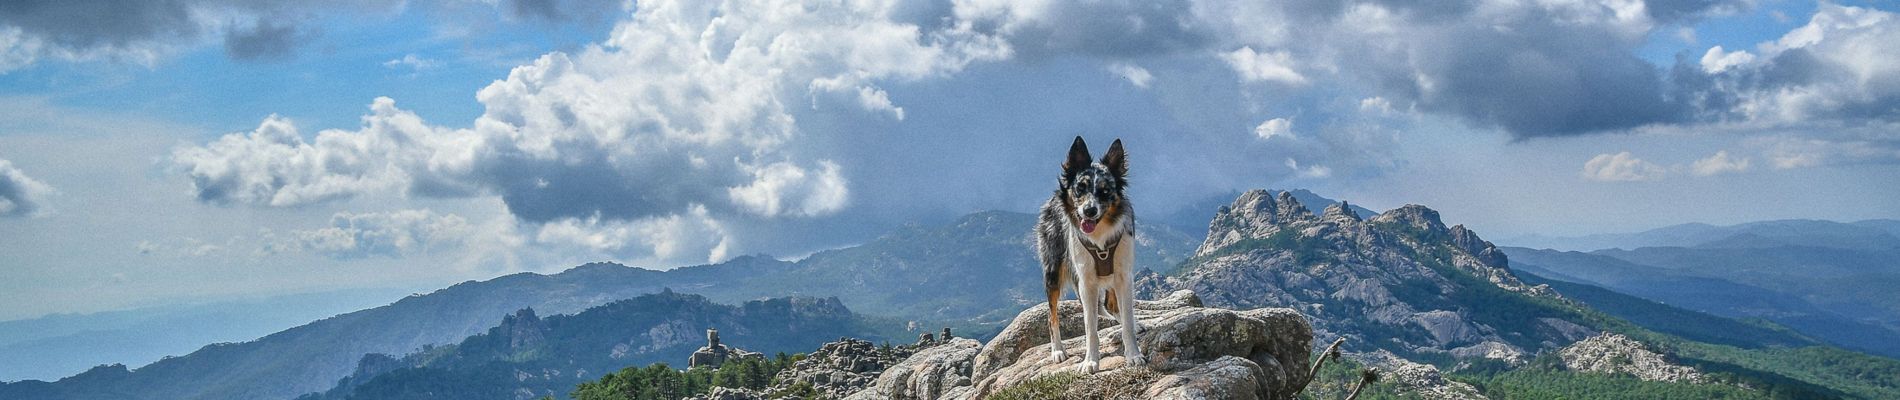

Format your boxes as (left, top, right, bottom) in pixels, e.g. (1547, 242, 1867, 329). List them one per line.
(688, 328, 762, 369)
(843, 290, 1315, 400)
(1558, 333, 1706, 383)
(1360, 350, 1488, 399)
(1143, 190, 1582, 364)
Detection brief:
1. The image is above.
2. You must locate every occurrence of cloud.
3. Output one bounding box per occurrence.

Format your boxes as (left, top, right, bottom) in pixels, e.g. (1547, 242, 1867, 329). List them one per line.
(1106, 62, 1153, 88)
(1284, 158, 1331, 179)
(172, 0, 1010, 265)
(533, 204, 730, 265)
(1254, 117, 1293, 141)
(383, 53, 439, 72)
(222, 19, 307, 62)
(1222, 46, 1305, 85)
(269, 210, 485, 259)
(1691, 150, 1750, 176)
(1703, 5, 1900, 124)
(1581, 151, 1667, 182)
(504, 0, 626, 26)
(0, 158, 55, 217)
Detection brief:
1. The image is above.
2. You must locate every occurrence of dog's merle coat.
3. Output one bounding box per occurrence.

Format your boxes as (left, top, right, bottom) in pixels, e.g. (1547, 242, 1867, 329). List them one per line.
(1034, 136, 1143, 373)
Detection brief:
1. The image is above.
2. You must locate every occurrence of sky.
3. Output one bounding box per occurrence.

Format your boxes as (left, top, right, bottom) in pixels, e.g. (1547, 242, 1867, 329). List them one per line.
(1, 0, 1898, 321)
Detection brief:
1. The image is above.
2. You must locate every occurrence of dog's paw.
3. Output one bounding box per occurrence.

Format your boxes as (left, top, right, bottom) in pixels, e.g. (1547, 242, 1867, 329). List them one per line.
(1124, 352, 1147, 367)
(1072, 358, 1100, 374)
(1049, 348, 1066, 362)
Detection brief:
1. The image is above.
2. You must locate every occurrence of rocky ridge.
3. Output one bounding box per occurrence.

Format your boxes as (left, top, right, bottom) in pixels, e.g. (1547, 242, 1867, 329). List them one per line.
(1143, 190, 1583, 364)
(1557, 333, 1706, 384)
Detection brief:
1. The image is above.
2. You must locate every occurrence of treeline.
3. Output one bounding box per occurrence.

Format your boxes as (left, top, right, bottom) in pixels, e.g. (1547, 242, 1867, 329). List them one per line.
(567, 353, 815, 400)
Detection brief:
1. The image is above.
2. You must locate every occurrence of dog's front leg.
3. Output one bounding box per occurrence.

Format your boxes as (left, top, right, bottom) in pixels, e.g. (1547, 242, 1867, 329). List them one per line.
(1076, 280, 1103, 373)
(1116, 276, 1144, 367)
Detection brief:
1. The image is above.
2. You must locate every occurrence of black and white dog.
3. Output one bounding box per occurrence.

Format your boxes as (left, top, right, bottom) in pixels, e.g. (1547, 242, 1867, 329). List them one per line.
(1036, 136, 1143, 373)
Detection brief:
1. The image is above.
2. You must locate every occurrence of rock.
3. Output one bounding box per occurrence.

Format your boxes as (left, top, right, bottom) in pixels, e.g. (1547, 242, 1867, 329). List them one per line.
(689, 328, 763, 369)
(1362, 351, 1488, 400)
(844, 290, 1315, 400)
(1558, 333, 1706, 383)
(843, 338, 981, 400)
(768, 338, 915, 398)
(498, 308, 548, 351)
(1142, 190, 1579, 365)
(684, 386, 767, 400)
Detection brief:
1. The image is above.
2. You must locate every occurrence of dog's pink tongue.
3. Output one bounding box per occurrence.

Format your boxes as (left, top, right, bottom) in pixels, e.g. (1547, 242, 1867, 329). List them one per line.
(1082, 220, 1097, 234)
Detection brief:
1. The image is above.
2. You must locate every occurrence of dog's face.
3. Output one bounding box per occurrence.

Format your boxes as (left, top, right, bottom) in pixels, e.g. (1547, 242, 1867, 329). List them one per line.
(1061, 136, 1128, 235)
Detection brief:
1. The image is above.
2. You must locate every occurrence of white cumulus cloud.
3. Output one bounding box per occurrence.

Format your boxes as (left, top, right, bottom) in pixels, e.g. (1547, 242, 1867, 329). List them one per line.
(1691, 150, 1751, 176)
(1581, 152, 1667, 182)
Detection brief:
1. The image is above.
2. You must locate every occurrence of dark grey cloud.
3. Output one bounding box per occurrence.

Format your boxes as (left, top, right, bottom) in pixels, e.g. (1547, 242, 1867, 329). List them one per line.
(503, 0, 623, 27)
(1396, 19, 1688, 138)
(0, 0, 200, 50)
(222, 20, 307, 62)
(0, 0, 606, 70)
(955, 0, 1215, 59)
(0, 158, 55, 217)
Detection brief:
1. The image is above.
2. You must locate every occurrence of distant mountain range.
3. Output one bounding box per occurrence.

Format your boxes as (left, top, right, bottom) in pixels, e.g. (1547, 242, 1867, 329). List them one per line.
(1501, 219, 1900, 252)
(7, 189, 1900, 399)
(0, 287, 418, 382)
(1498, 216, 1900, 359)
(295, 291, 894, 400)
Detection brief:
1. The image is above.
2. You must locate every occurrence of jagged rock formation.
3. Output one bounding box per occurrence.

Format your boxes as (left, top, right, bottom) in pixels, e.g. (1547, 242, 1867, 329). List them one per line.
(841, 290, 1314, 400)
(689, 328, 762, 369)
(1143, 190, 1583, 364)
(1557, 333, 1706, 383)
(1359, 350, 1488, 399)
(768, 338, 918, 398)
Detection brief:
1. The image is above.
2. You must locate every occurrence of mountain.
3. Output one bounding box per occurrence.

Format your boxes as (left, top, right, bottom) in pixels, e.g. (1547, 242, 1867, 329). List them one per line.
(1142, 189, 1584, 364)
(0, 211, 1198, 400)
(1158, 189, 1377, 237)
(1136, 190, 1900, 398)
(1501, 219, 1900, 252)
(0, 287, 417, 382)
(294, 291, 894, 400)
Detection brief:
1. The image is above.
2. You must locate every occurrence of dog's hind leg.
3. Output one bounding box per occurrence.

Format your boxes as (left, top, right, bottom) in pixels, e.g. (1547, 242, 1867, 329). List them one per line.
(1100, 287, 1122, 324)
(1045, 274, 1067, 362)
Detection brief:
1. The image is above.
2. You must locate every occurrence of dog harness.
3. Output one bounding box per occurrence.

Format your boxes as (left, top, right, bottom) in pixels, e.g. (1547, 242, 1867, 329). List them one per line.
(1078, 237, 1120, 277)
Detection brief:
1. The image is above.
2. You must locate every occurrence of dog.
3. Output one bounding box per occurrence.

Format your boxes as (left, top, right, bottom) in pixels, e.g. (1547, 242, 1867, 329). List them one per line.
(1035, 136, 1143, 373)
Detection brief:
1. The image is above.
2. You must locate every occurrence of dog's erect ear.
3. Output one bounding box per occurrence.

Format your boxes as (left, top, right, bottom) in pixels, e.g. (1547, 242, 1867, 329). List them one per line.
(1102, 138, 1127, 178)
(1064, 136, 1092, 174)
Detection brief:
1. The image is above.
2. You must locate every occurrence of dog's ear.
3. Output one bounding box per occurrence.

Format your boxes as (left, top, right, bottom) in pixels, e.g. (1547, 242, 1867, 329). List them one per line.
(1064, 136, 1092, 174)
(1102, 138, 1127, 179)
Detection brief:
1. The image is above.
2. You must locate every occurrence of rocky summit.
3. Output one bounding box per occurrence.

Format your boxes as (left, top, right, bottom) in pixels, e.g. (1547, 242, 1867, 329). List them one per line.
(1142, 189, 1587, 364)
(1557, 333, 1706, 384)
(840, 290, 1316, 400)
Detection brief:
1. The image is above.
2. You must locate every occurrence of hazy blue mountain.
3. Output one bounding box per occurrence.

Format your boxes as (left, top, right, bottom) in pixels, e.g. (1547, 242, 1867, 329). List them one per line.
(1501, 219, 1900, 251)
(291, 291, 894, 400)
(1594, 245, 1900, 329)
(1510, 270, 1814, 349)
(0, 287, 417, 382)
(1505, 246, 1900, 358)
(0, 210, 1198, 400)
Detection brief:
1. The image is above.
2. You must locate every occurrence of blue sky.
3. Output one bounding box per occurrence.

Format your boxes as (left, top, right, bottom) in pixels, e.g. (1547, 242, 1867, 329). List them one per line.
(1, 0, 1898, 321)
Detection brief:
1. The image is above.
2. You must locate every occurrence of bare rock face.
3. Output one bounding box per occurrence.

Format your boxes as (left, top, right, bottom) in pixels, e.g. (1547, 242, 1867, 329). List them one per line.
(844, 290, 1315, 400)
(688, 328, 762, 369)
(769, 337, 914, 398)
(1558, 333, 1706, 383)
(1361, 350, 1488, 400)
(1144, 190, 1583, 365)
